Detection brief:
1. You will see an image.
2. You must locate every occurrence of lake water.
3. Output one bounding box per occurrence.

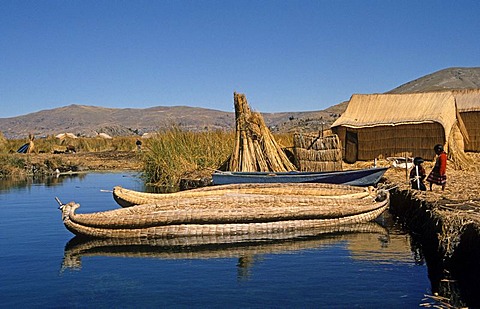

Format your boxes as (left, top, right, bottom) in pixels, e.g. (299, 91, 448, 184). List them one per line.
(0, 172, 438, 308)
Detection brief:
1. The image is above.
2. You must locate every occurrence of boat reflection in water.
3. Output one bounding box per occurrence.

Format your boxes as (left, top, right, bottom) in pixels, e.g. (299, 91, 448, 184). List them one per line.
(62, 222, 390, 277)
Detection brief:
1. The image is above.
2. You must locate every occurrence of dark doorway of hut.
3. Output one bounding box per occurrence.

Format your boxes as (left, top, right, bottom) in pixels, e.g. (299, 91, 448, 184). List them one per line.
(345, 130, 358, 163)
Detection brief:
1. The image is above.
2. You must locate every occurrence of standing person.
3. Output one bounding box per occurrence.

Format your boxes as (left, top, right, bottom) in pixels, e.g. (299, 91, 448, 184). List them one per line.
(410, 157, 426, 191)
(427, 144, 447, 191)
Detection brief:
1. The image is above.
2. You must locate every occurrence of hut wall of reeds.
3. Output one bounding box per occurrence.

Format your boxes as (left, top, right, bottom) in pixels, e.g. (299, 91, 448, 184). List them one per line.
(224, 93, 296, 172)
(453, 89, 480, 152)
(331, 92, 469, 167)
(293, 132, 342, 171)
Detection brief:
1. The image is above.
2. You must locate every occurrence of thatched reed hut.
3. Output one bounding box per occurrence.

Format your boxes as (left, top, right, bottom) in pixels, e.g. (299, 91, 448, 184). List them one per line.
(331, 92, 469, 167)
(293, 132, 342, 171)
(453, 89, 480, 152)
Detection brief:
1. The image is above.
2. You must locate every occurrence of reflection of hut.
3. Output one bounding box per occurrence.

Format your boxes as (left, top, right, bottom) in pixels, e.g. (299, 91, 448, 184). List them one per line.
(293, 132, 342, 171)
(223, 92, 296, 172)
(331, 92, 469, 167)
(453, 89, 480, 152)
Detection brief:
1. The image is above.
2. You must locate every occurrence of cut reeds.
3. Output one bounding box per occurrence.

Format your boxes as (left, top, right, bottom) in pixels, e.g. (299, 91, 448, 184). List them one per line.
(225, 93, 296, 172)
(293, 132, 343, 172)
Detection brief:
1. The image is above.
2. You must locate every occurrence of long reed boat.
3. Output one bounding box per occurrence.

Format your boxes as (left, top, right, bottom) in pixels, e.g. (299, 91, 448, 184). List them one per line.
(113, 182, 375, 208)
(58, 184, 389, 239)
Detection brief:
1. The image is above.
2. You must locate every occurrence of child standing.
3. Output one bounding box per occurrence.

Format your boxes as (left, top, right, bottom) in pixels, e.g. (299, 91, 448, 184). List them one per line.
(410, 157, 426, 191)
(427, 144, 447, 191)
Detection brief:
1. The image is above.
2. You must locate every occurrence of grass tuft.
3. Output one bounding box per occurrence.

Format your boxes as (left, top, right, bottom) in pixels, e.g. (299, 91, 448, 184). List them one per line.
(142, 128, 234, 188)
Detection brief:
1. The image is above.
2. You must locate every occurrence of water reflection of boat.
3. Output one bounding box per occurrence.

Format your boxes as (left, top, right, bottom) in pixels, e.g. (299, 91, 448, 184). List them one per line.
(62, 222, 388, 273)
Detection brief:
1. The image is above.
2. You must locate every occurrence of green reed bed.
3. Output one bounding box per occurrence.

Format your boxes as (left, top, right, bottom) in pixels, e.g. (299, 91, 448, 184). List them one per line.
(142, 128, 234, 189)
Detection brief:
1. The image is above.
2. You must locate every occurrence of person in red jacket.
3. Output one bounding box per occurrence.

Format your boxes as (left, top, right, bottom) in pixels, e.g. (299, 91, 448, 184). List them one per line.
(427, 144, 447, 191)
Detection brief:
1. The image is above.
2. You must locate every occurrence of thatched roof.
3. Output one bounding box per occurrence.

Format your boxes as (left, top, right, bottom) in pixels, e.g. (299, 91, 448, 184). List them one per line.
(453, 89, 480, 112)
(331, 92, 458, 138)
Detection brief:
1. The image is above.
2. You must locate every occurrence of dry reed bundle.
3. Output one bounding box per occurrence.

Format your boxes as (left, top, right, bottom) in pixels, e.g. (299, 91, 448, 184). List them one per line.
(226, 93, 296, 172)
(293, 133, 343, 172)
(113, 183, 372, 207)
(60, 199, 388, 239)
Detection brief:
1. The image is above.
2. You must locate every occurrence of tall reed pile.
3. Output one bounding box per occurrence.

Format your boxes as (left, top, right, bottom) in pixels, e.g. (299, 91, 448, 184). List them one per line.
(226, 93, 296, 172)
(142, 128, 234, 188)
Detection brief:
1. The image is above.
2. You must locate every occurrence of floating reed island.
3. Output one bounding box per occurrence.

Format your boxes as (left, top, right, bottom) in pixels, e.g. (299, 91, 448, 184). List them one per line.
(58, 183, 389, 239)
(379, 155, 480, 257)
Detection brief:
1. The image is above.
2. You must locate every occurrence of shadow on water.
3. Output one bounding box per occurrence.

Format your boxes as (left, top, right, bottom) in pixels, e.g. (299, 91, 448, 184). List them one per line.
(407, 231, 480, 308)
(389, 191, 480, 308)
(445, 224, 480, 308)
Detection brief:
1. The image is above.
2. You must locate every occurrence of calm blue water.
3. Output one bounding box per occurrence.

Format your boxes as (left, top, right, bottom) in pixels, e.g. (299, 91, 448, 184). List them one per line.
(0, 172, 435, 308)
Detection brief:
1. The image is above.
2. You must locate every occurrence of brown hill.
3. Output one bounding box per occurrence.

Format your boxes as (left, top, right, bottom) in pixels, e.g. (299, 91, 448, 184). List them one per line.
(0, 104, 338, 139)
(388, 67, 480, 94)
(2, 67, 479, 139)
(0, 104, 234, 139)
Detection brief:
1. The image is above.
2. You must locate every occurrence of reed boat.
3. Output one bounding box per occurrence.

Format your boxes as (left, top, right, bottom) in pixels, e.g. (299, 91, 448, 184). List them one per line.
(58, 184, 389, 239)
(62, 222, 387, 271)
(113, 182, 376, 208)
(211, 167, 388, 186)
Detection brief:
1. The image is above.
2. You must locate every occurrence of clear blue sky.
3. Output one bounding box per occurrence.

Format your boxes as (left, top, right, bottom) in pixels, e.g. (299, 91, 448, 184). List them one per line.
(1, 0, 479, 118)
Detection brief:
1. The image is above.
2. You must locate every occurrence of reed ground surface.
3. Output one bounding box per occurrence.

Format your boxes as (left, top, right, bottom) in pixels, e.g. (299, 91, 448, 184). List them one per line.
(373, 152, 480, 207)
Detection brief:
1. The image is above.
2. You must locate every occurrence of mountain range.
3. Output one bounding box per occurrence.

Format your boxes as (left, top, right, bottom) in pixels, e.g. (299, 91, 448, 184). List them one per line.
(1, 67, 479, 139)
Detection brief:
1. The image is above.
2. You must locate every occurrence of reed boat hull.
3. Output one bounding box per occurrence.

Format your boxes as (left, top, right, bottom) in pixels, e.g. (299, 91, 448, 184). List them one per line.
(59, 189, 389, 239)
(113, 182, 375, 208)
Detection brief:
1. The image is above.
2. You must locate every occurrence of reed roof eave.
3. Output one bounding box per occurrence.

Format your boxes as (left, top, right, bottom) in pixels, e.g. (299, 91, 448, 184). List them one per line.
(452, 89, 480, 112)
(331, 92, 458, 139)
(335, 120, 437, 129)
